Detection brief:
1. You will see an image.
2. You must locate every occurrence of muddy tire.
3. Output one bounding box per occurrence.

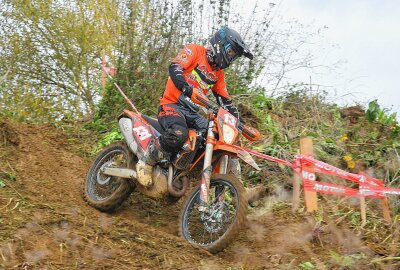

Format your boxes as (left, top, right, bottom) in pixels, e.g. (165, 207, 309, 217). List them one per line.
(179, 174, 247, 253)
(84, 142, 136, 213)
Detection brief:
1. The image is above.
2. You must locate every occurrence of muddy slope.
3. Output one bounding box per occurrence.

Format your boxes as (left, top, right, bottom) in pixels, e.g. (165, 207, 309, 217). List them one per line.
(1, 121, 399, 269)
(0, 122, 220, 269)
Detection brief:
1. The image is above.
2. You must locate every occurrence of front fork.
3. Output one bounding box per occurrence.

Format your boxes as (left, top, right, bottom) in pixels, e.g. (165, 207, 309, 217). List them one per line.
(199, 120, 230, 207)
(199, 120, 216, 206)
(219, 155, 229, 174)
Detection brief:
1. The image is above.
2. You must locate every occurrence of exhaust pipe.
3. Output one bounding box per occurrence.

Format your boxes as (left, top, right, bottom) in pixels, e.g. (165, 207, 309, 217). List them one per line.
(103, 165, 188, 198)
(119, 118, 142, 159)
(168, 165, 188, 197)
(101, 167, 137, 179)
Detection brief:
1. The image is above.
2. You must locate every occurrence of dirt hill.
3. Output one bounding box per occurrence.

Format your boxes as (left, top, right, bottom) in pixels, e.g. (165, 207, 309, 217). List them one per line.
(1, 121, 399, 269)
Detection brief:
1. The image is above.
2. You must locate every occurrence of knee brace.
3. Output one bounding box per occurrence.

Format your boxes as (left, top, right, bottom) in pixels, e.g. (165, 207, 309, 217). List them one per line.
(159, 124, 188, 153)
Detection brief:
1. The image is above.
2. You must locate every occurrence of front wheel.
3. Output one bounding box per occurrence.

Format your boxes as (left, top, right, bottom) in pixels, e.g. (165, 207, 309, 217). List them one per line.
(84, 142, 136, 212)
(179, 174, 247, 253)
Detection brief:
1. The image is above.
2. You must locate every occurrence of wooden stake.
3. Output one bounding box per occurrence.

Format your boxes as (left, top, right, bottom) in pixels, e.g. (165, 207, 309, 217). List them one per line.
(300, 137, 318, 213)
(381, 197, 392, 223)
(360, 197, 367, 227)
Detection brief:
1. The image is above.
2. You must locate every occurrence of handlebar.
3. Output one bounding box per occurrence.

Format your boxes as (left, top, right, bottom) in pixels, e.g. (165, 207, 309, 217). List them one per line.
(193, 94, 261, 141)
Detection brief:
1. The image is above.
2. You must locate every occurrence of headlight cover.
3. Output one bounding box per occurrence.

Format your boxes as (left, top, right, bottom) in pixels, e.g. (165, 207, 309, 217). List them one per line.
(222, 124, 235, 144)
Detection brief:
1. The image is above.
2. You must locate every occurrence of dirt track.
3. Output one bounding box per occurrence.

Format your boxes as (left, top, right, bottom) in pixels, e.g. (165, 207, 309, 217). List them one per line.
(1, 121, 400, 269)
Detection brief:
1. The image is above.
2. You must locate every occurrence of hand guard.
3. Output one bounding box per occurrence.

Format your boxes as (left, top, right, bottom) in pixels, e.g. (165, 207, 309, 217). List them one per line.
(239, 123, 261, 141)
(190, 88, 212, 108)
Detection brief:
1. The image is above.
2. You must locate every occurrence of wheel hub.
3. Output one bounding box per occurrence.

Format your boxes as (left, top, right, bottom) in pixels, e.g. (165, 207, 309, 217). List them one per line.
(97, 161, 115, 185)
(202, 202, 229, 233)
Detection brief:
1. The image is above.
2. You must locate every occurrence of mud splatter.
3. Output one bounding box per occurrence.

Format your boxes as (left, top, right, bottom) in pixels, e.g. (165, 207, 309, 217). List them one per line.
(24, 249, 50, 263)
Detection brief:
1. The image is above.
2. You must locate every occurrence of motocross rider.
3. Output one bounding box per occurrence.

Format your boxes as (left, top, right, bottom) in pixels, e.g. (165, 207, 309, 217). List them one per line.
(136, 27, 255, 190)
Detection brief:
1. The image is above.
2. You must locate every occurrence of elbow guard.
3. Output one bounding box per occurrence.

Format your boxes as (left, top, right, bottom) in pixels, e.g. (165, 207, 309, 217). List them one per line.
(169, 63, 190, 91)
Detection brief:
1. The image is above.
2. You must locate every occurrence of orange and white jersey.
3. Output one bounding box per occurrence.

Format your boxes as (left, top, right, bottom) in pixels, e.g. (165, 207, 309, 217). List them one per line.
(160, 44, 230, 106)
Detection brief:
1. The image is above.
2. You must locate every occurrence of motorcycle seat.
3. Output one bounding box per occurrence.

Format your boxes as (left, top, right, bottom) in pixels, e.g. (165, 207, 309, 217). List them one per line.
(141, 114, 164, 135)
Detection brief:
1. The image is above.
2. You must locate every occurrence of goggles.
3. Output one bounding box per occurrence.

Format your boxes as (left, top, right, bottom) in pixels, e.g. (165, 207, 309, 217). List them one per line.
(225, 45, 239, 61)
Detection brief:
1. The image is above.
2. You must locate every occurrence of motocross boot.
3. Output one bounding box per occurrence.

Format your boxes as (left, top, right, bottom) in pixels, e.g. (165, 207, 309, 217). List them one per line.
(135, 139, 165, 187)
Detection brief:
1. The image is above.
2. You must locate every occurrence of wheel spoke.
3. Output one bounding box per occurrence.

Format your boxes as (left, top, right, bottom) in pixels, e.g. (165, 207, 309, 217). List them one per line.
(87, 149, 128, 201)
(181, 178, 240, 247)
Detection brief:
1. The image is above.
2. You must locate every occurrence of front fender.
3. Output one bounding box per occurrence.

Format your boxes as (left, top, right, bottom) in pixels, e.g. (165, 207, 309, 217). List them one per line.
(214, 143, 260, 171)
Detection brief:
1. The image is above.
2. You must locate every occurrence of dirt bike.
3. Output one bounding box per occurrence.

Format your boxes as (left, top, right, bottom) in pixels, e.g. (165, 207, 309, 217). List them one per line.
(84, 77, 262, 253)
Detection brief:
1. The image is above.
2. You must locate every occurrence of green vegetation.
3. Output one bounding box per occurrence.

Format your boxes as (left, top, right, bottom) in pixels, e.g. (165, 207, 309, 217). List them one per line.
(299, 261, 315, 269)
(329, 251, 366, 268)
(235, 91, 400, 190)
(0, 171, 16, 188)
(91, 130, 124, 155)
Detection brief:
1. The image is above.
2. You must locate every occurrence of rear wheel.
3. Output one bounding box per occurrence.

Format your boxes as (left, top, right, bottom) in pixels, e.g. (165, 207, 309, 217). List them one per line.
(179, 174, 247, 253)
(84, 142, 136, 212)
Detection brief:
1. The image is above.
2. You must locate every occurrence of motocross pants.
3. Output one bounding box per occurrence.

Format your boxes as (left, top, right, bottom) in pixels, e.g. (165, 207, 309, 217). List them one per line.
(157, 103, 208, 154)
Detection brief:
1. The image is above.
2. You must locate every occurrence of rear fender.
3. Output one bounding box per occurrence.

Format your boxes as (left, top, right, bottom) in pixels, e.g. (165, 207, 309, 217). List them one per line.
(118, 110, 158, 159)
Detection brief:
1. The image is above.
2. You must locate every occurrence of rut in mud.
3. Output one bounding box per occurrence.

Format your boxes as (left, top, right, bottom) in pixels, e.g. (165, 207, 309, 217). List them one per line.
(1, 121, 399, 269)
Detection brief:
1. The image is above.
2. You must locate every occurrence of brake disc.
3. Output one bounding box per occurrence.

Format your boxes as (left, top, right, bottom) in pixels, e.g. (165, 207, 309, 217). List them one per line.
(202, 202, 230, 233)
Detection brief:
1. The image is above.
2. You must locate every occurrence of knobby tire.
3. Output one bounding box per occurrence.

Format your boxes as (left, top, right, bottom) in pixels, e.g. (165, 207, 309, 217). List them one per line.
(84, 142, 136, 212)
(179, 174, 247, 253)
